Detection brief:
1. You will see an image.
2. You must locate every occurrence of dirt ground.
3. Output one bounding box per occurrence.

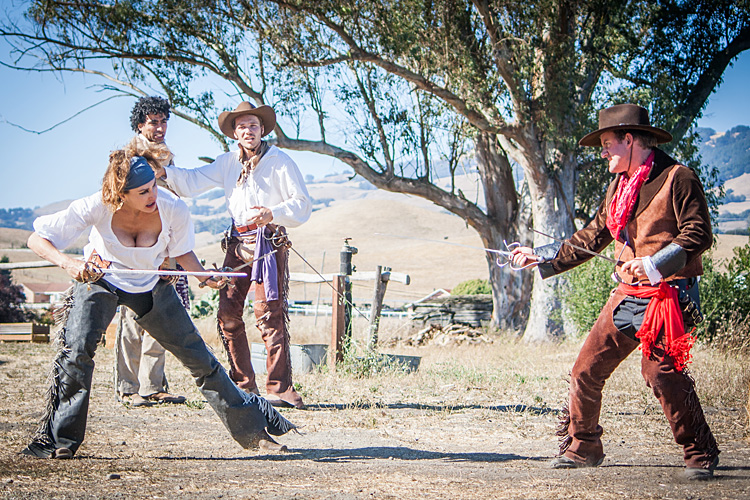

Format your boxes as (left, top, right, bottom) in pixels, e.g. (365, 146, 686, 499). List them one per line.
(1, 317, 750, 500)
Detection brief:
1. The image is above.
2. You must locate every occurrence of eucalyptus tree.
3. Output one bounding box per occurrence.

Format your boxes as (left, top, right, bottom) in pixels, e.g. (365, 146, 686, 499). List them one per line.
(2, 0, 747, 339)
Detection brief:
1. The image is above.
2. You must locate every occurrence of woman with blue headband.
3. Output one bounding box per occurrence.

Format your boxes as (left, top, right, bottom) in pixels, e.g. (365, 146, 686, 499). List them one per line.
(21, 146, 294, 459)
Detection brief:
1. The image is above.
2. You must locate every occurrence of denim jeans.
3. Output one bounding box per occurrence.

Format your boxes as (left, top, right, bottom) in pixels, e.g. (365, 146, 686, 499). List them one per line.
(22, 279, 293, 458)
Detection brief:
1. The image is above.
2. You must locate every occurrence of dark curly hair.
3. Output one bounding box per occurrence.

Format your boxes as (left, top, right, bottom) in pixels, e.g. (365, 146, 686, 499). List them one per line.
(130, 96, 171, 132)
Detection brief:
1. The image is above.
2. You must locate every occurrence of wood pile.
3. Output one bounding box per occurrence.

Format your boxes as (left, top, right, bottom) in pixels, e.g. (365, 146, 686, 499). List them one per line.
(0, 323, 50, 343)
(410, 294, 493, 328)
(396, 323, 493, 347)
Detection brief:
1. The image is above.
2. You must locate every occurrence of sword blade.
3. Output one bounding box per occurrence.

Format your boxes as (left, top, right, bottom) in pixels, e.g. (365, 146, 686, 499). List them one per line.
(530, 228, 620, 265)
(0, 260, 57, 270)
(101, 269, 247, 278)
(374, 232, 511, 257)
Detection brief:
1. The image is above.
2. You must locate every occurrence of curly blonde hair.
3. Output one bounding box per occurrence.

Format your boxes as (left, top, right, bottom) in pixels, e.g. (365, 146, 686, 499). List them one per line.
(101, 144, 160, 211)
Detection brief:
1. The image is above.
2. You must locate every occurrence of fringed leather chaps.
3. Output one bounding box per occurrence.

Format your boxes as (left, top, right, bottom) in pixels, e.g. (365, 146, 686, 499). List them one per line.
(23, 280, 294, 458)
(137, 280, 294, 443)
(560, 289, 639, 464)
(23, 283, 117, 457)
(217, 233, 303, 408)
(559, 288, 719, 467)
(640, 346, 719, 468)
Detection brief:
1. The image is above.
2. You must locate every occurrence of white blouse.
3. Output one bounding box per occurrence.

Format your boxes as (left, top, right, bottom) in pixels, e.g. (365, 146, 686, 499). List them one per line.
(33, 189, 195, 293)
(163, 145, 312, 228)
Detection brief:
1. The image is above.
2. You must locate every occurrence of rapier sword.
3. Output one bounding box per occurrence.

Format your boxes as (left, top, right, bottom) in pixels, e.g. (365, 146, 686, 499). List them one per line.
(100, 269, 247, 278)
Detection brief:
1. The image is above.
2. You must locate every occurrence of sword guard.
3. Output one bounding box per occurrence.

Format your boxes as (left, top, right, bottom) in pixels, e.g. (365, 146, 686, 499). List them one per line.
(198, 264, 232, 289)
(80, 261, 104, 284)
(495, 241, 537, 271)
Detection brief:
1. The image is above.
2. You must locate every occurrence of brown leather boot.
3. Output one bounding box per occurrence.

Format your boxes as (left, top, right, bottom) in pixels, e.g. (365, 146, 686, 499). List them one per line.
(641, 347, 720, 471)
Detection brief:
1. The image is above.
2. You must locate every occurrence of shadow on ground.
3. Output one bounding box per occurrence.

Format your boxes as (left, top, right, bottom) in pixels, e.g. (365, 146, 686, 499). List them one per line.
(156, 446, 542, 463)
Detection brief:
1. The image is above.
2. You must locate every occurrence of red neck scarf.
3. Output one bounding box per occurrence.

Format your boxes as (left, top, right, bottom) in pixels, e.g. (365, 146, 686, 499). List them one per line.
(618, 282, 695, 371)
(606, 151, 655, 239)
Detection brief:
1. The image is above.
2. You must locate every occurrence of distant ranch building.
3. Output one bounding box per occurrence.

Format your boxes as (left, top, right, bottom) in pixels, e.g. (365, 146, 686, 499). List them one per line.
(20, 282, 72, 305)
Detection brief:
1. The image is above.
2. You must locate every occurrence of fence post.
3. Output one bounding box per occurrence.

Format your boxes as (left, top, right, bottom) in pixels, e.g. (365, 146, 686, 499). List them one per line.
(329, 274, 346, 370)
(339, 238, 357, 347)
(368, 266, 391, 349)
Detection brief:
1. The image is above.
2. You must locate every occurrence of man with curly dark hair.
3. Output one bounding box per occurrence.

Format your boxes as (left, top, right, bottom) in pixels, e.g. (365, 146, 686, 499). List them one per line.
(129, 95, 171, 139)
(113, 96, 188, 408)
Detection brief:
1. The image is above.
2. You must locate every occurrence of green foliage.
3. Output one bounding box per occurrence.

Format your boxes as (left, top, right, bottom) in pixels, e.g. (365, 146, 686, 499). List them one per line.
(29, 308, 54, 326)
(184, 399, 206, 410)
(340, 341, 415, 379)
(190, 289, 220, 319)
(0, 256, 32, 323)
(452, 278, 491, 295)
(561, 246, 617, 336)
(697, 240, 750, 345)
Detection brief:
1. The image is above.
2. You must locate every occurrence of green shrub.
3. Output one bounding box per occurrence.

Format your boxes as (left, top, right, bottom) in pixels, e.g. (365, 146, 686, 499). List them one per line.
(340, 342, 411, 378)
(698, 240, 750, 347)
(190, 289, 220, 319)
(452, 278, 491, 295)
(29, 308, 54, 326)
(561, 244, 617, 336)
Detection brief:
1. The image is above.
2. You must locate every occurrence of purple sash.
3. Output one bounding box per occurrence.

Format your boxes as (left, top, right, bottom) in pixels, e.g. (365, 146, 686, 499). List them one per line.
(248, 228, 279, 302)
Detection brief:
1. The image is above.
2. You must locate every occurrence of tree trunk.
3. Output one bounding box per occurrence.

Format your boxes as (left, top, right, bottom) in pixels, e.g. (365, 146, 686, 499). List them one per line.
(521, 153, 578, 341)
(473, 132, 532, 330)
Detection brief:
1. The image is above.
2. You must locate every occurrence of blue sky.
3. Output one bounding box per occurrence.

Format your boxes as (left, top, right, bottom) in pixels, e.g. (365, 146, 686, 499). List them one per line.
(1, 44, 748, 210)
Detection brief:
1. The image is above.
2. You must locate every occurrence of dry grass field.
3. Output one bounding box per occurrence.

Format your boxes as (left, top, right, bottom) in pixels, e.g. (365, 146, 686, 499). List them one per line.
(1, 316, 749, 499)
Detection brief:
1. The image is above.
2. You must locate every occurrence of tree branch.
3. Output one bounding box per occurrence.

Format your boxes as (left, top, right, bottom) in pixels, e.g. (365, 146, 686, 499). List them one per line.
(671, 25, 750, 142)
(269, 0, 516, 137)
(273, 134, 489, 226)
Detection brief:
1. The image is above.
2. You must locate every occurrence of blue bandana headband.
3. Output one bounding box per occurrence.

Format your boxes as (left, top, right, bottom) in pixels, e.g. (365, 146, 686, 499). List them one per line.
(124, 156, 156, 191)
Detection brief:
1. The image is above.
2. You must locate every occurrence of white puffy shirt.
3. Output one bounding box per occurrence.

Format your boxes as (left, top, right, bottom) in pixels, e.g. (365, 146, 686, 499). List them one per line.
(163, 146, 312, 228)
(33, 189, 195, 293)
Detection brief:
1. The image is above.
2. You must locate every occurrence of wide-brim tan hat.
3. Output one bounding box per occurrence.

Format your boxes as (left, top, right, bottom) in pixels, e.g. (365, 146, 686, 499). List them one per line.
(218, 101, 276, 139)
(579, 103, 672, 147)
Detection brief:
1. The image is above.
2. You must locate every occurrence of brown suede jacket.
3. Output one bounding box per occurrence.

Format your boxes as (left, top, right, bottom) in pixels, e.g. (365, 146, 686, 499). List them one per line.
(538, 148, 712, 283)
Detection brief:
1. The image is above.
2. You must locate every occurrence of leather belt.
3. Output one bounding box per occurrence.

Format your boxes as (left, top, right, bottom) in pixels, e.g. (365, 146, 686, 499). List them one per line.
(234, 223, 258, 233)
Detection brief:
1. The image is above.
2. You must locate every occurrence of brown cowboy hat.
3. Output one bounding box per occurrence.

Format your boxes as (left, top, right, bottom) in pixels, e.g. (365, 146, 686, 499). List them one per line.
(218, 101, 276, 139)
(578, 103, 672, 147)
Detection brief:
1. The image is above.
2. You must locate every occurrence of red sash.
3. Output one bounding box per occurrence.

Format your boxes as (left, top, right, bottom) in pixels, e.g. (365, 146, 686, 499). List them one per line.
(617, 282, 694, 371)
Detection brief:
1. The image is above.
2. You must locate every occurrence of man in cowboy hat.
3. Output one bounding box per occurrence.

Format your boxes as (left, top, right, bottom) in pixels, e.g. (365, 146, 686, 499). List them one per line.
(153, 101, 311, 409)
(511, 103, 719, 479)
